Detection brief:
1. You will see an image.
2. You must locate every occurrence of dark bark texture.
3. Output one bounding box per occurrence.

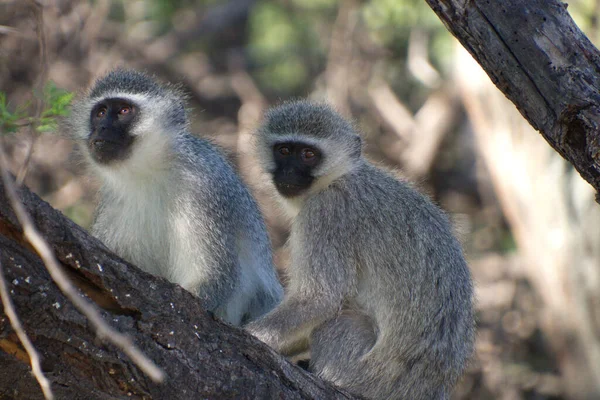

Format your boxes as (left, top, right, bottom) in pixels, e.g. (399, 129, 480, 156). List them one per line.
(0, 180, 354, 400)
(425, 0, 600, 200)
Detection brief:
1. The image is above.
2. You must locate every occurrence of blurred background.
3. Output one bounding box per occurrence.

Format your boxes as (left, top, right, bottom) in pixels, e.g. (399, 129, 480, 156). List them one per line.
(1, 0, 600, 399)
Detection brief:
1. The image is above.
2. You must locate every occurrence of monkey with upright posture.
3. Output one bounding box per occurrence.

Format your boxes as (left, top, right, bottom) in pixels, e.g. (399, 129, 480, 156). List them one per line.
(246, 101, 475, 399)
(68, 69, 283, 326)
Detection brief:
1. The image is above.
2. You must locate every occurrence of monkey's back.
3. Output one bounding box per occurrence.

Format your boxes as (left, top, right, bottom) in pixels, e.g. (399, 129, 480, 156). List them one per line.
(306, 161, 475, 399)
(171, 134, 283, 321)
(174, 134, 267, 243)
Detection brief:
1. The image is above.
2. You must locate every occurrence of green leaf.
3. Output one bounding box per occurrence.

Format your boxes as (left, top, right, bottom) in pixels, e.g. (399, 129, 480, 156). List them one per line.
(0, 81, 73, 135)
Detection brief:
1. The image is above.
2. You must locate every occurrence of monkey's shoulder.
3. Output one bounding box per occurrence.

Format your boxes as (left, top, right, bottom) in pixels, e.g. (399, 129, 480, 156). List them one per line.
(171, 133, 257, 217)
(304, 162, 455, 237)
(173, 134, 244, 187)
(322, 163, 428, 208)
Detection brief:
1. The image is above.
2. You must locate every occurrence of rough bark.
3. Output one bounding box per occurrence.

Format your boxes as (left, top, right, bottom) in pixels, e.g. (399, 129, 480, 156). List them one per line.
(0, 180, 354, 399)
(425, 0, 600, 201)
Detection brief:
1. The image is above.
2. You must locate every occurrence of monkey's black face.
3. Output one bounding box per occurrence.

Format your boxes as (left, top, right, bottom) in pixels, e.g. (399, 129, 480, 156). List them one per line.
(272, 142, 322, 197)
(88, 98, 138, 165)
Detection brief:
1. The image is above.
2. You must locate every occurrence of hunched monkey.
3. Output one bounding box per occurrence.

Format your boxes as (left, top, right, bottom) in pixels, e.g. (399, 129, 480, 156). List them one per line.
(247, 100, 475, 399)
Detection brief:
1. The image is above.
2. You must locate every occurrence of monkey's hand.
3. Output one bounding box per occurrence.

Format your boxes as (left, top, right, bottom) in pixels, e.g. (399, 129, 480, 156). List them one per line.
(245, 320, 283, 351)
(245, 297, 323, 355)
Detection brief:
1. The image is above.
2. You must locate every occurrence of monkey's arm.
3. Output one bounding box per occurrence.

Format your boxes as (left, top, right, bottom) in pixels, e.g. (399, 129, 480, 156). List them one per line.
(245, 295, 337, 355)
(247, 196, 357, 355)
(168, 194, 238, 315)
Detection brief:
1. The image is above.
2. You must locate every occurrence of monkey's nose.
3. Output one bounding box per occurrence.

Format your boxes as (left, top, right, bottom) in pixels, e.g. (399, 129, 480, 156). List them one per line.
(91, 139, 110, 151)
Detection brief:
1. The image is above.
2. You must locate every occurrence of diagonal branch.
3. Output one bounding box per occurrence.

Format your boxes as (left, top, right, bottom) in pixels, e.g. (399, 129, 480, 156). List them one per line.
(0, 142, 165, 383)
(0, 150, 353, 399)
(424, 0, 600, 202)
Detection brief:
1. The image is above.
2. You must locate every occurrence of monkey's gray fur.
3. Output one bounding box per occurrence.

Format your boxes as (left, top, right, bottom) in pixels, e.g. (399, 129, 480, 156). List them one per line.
(247, 100, 475, 399)
(68, 69, 283, 326)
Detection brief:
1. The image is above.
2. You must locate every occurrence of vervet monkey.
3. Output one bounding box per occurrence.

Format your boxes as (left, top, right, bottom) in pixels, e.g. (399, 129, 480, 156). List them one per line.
(68, 69, 283, 326)
(247, 101, 475, 399)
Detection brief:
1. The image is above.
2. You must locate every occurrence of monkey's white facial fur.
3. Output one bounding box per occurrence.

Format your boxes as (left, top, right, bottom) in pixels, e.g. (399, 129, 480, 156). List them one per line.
(72, 91, 177, 186)
(68, 69, 189, 189)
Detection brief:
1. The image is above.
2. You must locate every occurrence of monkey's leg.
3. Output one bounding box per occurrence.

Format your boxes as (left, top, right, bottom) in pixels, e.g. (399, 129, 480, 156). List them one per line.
(311, 312, 451, 400)
(309, 310, 378, 389)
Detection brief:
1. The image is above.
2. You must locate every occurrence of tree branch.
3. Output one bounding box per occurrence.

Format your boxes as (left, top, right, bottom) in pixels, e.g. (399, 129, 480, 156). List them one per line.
(0, 179, 354, 399)
(425, 0, 600, 201)
(0, 142, 165, 383)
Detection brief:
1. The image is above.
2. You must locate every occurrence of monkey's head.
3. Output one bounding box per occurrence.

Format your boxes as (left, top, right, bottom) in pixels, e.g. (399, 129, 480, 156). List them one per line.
(69, 69, 188, 177)
(256, 101, 362, 198)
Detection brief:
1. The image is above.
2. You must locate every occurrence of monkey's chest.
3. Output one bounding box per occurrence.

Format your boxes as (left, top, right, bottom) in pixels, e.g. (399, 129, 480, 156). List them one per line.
(93, 197, 171, 277)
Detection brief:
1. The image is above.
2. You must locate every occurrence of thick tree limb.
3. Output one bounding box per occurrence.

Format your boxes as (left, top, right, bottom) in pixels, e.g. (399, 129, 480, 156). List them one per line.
(0, 180, 354, 399)
(425, 0, 600, 200)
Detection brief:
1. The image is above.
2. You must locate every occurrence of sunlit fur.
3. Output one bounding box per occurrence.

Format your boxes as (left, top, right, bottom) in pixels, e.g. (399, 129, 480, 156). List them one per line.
(248, 100, 475, 399)
(68, 69, 283, 325)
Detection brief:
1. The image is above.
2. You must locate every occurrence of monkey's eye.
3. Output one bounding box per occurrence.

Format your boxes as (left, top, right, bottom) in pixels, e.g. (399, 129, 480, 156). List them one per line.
(300, 147, 320, 166)
(277, 146, 291, 156)
(301, 149, 315, 160)
(119, 106, 132, 115)
(96, 107, 107, 118)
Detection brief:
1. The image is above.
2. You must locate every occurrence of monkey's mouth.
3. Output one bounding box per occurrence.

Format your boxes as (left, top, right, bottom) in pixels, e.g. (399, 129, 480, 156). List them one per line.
(88, 137, 134, 165)
(274, 181, 308, 198)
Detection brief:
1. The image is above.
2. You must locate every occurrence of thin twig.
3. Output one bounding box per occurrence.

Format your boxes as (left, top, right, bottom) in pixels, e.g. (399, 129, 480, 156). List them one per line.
(0, 142, 165, 382)
(324, 0, 358, 115)
(16, 0, 49, 186)
(0, 25, 20, 35)
(16, 140, 34, 186)
(0, 256, 53, 400)
(368, 81, 456, 178)
(0, 6, 54, 396)
(407, 28, 441, 88)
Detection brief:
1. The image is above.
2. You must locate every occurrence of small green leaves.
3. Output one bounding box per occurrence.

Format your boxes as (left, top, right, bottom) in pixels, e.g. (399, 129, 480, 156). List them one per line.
(0, 81, 73, 134)
(0, 92, 29, 134)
